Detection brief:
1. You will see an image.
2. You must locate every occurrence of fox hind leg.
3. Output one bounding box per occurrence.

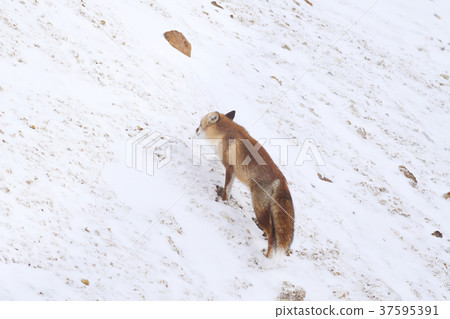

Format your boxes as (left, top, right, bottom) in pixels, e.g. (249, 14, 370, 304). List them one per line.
(251, 185, 275, 258)
(256, 207, 275, 258)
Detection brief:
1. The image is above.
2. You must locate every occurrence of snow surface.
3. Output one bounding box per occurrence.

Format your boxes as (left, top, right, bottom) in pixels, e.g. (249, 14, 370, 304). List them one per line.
(0, 0, 449, 300)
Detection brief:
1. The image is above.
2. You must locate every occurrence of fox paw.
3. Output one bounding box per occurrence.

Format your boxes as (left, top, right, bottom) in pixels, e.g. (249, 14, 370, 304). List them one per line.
(215, 185, 225, 202)
(215, 185, 224, 197)
(262, 248, 274, 258)
(252, 217, 266, 235)
(215, 185, 232, 202)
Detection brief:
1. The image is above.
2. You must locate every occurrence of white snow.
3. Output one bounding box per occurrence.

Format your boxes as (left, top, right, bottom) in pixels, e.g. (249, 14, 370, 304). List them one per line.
(0, 0, 449, 300)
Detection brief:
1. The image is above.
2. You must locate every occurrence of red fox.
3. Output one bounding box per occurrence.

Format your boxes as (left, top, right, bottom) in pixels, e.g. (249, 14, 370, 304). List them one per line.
(196, 110, 295, 257)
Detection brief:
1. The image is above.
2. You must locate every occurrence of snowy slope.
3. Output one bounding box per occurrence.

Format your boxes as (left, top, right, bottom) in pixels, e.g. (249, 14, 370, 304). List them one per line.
(0, 0, 449, 300)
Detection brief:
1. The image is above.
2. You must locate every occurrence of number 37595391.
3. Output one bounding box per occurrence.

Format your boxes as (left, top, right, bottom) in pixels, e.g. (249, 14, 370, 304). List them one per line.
(379, 305, 438, 316)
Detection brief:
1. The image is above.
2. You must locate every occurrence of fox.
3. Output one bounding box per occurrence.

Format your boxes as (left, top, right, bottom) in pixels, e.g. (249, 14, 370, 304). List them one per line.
(196, 110, 295, 257)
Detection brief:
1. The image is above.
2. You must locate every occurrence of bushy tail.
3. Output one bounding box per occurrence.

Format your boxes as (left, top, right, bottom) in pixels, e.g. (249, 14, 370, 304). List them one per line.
(271, 184, 295, 255)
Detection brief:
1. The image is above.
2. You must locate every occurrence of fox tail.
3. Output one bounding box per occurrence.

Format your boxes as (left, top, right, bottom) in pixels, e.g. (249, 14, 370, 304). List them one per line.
(270, 181, 294, 255)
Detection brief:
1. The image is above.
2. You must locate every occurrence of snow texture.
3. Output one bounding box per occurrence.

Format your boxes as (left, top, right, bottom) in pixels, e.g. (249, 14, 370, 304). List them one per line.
(0, 0, 449, 300)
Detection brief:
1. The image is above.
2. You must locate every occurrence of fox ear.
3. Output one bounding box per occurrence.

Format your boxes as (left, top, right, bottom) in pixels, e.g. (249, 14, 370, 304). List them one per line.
(207, 112, 220, 124)
(225, 110, 236, 121)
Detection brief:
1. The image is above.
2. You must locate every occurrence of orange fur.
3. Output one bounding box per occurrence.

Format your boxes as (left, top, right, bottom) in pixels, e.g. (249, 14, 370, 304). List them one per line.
(196, 111, 295, 257)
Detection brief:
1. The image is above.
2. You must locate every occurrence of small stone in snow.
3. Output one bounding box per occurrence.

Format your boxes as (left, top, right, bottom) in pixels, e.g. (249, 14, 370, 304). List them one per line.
(211, 1, 224, 9)
(164, 30, 192, 57)
(81, 279, 90, 286)
(317, 173, 333, 183)
(431, 231, 443, 238)
(398, 165, 417, 187)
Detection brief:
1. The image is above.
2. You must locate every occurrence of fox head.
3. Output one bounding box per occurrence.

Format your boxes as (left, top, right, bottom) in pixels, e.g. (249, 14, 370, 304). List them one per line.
(195, 110, 236, 137)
